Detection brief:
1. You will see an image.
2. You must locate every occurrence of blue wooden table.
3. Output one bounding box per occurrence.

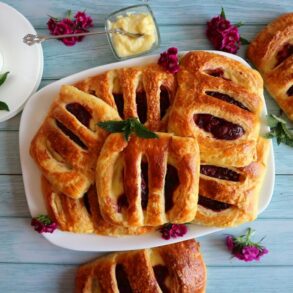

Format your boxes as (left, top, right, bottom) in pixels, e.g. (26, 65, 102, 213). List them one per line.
(0, 1, 292, 292)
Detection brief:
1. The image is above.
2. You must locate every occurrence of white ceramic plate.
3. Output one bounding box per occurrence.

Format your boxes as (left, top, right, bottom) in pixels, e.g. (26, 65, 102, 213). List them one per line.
(0, 2, 43, 122)
(19, 51, 275, 251)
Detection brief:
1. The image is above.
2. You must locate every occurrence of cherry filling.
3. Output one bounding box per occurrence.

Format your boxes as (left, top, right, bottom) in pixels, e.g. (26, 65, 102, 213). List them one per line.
(287, 85, 293, 96)
(160, 86, 170, 119)
(83, 192, 91, 215)
(66, 103, 92, 127)
(113, 93, 124, 118)
(205, 68, 225, 78)
(206, 91, 250, 111)
(198, 195, 231, 211)
(276, 43, 293, 66)
(117, 194, 128, 213)
(165, 164, 180, 212)
(56, 120, 87, 149)
(140, 161, 149, 210)
(194, 114, 244, 140)
(153, 265, 170, 293)
(136, 91, 147, 123)
(115, 264, 133, 293)
(200, 165, 240, 181)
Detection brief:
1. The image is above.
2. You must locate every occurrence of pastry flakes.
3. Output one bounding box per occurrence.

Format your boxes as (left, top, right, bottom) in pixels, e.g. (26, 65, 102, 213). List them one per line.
(168, 51, 263, 167)
(194, 138, 269, 227)
(30, 85, 120, 199)
(75, 64, 177, 131)
(75, 239, 206, 293)
(247, 13, 293, 120)
(42, 176, 151, 236)
(96, 133, 200, 227)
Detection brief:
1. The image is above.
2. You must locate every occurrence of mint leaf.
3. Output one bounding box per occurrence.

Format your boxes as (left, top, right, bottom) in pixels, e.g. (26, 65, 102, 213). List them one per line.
(0, 71, 9, 86)
(0, 101, 9, 111)
(265, 114, 293, 147)
(240, 37, 250, 45)
(97, 118, 158, 141)
(234, 21, 244, 28)
(220, 7, 226, 19)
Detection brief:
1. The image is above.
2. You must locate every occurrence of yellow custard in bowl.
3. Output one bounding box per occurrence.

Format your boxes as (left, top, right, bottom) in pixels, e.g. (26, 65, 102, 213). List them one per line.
(105, 4, 160, 59)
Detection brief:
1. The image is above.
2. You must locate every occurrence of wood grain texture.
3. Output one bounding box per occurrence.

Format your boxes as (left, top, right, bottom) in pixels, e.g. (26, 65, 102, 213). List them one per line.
(0, 264, 293, 293)
(5, 0, 293, 26)
(1, 1, 293, 292)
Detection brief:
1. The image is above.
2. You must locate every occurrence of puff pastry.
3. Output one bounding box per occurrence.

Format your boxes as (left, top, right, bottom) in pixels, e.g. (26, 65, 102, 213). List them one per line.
(75, 239, 206, 293)
(247, 13, 293, 120)
(42, 176, 152, 236)
(75, 64, 177, 131)
(96, 133, 200, 227)
(193, 138, 269, 227)
(168, 51, 263, 167)
(30, 85, 120, 199)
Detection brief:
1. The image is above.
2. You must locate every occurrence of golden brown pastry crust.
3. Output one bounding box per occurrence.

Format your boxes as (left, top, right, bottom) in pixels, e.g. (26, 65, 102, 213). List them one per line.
(75, 64, 177, 131)
(247, 13, 293, 120)
(194, 137, 270, 227)
(30, 85, 120, 199)
(96, 133, 200, 227)
(42, 176, 152, 236)
(75, 239, 206, 293)
(168, 51, 263, 167)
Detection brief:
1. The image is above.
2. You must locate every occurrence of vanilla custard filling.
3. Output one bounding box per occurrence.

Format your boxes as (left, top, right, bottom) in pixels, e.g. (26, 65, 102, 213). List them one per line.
(108, 13, 157, 57)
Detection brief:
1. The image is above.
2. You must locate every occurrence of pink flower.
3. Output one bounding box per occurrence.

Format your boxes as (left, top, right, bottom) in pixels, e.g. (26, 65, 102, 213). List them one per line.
(225, 228, 268, 262)
(158, 47, 180, 74)
(206, 8, 243, 54)
(74, 11, 93, 29)
(46, 10, 93, 47)
(159, 223, 188, 240)
(31, 215, 57, 233)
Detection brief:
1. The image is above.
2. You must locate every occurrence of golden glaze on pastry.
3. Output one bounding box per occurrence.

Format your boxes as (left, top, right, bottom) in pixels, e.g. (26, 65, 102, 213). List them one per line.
(193, 138, 269, 227)
(168, 51, 263, 167)
(30, 85, 120, 199)
(75, 239, 206, 293)
(42, 176, 152, 236)
(75, 64, 177, 131)
(96, 133, 200, 227)
(247, 13, 293, 120)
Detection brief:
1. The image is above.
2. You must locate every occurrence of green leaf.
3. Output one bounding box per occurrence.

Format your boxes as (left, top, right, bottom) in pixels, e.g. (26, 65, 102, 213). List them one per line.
(97, 120, 128, 132)
(240, 37, 250, 45)
(234, 21, 244, 28)
(36, 214, 52, 225)
(66, 9, 72, 19)
(220, 7, 226, 19)
(0, 71, 9, 86)
(0, 101, 9, 111)
(97, 118, 158, 141)
(133, 119, 159, 139)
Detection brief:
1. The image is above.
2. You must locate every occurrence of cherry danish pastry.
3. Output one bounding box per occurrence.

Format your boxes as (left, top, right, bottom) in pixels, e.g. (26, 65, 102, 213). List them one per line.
(247, 13, 293, 120)
(96, 133, 200, 227)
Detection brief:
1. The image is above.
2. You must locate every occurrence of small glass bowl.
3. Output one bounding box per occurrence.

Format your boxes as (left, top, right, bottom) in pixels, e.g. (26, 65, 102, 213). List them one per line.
(105, 4, 161, 60)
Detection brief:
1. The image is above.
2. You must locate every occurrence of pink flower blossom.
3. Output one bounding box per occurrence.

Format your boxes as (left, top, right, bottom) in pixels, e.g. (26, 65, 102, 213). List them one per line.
(31, 215, 57, 233)
(158, 47, 180, 74)
(159, 223, 188, 240)
(47, 10, 93, 46)
(206, 8, 243, 54)
(74, 11, 93, 29)
(225, 228, 268, 262)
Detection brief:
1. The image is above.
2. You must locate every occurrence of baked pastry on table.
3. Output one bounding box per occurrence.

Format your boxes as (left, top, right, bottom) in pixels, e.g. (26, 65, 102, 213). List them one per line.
(41, 176, 152, 235)
(96, 133, 200, 227)
(75, 239, 206, 293)
(30, 85, 120, 199)
(247, 13, 293, 120)
(168, 51, 264, 167)
(75, 64, 177, 131)
(194, 137, 269, 227)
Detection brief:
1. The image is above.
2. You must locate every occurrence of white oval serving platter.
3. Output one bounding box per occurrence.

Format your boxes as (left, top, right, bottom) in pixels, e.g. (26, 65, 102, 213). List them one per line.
(19, 51, 275, 251)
